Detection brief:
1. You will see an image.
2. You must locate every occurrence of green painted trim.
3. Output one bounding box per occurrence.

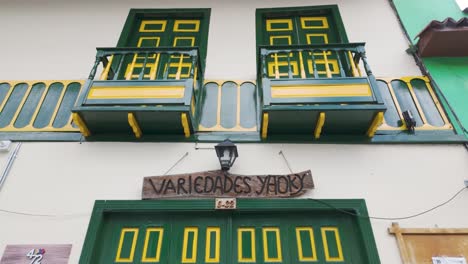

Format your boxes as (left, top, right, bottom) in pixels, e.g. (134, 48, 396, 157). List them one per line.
(79, 199, 380, 264)
(117, 8, 211, 68)
(80, 133, 466, 143)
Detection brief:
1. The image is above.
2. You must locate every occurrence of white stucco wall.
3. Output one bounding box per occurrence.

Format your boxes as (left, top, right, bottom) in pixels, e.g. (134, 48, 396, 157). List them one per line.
(0, 1, 465, 263)
(0, 143, 467, 263)
(0, 0, 420, 81)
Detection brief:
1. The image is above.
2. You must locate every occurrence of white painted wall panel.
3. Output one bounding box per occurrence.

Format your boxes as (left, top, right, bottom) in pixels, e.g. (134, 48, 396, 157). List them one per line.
(0, 143, 467, 263)
(0, 0, 421, 81)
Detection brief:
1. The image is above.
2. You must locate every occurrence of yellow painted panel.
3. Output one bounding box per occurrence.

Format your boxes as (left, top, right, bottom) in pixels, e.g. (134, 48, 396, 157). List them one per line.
(128, 113, 142, 139)
(367, 112, 384, 138)
(307, 59, 340, 75)
(115, 228, 139, 263)
(321, 227, 344, 262)
(72, 113, 91, 137)
(271, 84, 372, 98)
(262, 227, 282, 262)
(261, 113, 269, 139)
(269, 35, 292, 45)
(174, 20, 200, 32)
(238, 228, 256, 263)
(181, 113, 191, 138)
(182, 227, 198, 263)
(165, 62, 192, 79)
(267, 61, 299, 78)
(142, 227, 164, 262)
(266, 19, 293, 31)
(296, 227, 317, 261)
(205, 227, 220, 263)
(300, 17, 329, 29)
(88, 86, 185, 99)
(174, 37, 196, 47)
(140, 20, 167, 32)
(314, 112, 326, 139)
(125, 63, 158, 80)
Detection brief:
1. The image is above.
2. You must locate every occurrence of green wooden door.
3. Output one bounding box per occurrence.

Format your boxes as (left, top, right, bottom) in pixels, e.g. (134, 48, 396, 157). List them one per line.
(261, 12, 348, 79)
(118, 15, 206, 80)
(93, 211, 367, 263)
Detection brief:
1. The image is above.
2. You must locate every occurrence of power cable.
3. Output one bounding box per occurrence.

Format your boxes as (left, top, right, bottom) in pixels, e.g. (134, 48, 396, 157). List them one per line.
(309, 186, 467, 221)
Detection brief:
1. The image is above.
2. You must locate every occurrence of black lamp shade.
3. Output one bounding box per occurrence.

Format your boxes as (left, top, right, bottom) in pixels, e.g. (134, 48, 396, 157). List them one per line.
(215, 139, 238, 170)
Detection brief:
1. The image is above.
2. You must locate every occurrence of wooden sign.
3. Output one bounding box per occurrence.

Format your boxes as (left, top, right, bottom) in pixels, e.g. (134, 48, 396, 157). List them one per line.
(0, 244, 71, 264)
(142, 170, 314, 199)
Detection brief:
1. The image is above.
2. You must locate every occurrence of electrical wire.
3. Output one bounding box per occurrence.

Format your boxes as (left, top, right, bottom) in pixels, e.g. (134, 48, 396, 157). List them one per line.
(163, 152, 189, 175)
(309, 186, 467, 221)
(0, 209, 90, 218)
(1, 187, 465, 219)
(279, 150, 294, 173)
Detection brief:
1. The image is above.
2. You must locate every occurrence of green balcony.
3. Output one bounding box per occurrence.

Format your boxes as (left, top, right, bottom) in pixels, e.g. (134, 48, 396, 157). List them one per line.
(258, 43, 387, 139)
(72, 47, 202, 139)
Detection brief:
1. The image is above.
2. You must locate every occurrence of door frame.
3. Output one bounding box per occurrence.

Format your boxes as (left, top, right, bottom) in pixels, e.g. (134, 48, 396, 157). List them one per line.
(79, 199, 380, 263)
(117, 8, 211, 69)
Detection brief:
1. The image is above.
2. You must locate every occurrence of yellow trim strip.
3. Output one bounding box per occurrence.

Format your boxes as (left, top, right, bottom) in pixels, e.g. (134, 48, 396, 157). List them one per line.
(424, 79, 452, 128)
(367, 112, 384, 138)
(128, 113, 142, 139)
(261, 113, 269, 139)
(271, 84, 372, 98)
(100, 55, 114, 80)
(268, 61, 299, 78)
(321, 227, 344, 262)
(266, 19, 293, 31)
(115, 228, 139, 263)
(216, 83, 222, 125)
(300, 17, 329, 29)
(181, 113, 191, 138)
(262, 227, 282, 262)
(9, 83, 32, 127)
(323, 51, 332, 78)
(46, 82, 68, 128)
(238, 228, 256, 263)
(174, 20, 200, 32)
(0, 83, 14, 114)
(139, 20, 167, 32)
(88, 86, 185, 99)
(405, 80, 428, 124)
(377, 78, 452, 131)
(348, 51, 358, 77)
(182, 227, 198, 263)
(296, 227, 317, 261)
(205, 227, 220, 263)
(142, 227, 164, 262)
(72, 113, 91, 137)
(314, 112, 325, 139)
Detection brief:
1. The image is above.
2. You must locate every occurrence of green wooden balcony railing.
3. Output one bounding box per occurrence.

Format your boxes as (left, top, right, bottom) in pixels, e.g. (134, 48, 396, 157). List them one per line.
(72, 47, 203, 139)
(257, 43, 386, 139)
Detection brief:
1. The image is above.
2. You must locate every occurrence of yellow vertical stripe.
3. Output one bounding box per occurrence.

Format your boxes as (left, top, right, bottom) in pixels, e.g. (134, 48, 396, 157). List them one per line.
(262, 227, 282, 262)
(238, 228, 256, 263)
(205, 227, 220, 263)
(142, 228, 164, 262)
(314, 112, 326, 139)
(296, 227, 317, 261)
(182, 227, 198, 263)
(321, 227, 344, 262)
(261, 113, 269, 139)
(115, 228, 139, 263)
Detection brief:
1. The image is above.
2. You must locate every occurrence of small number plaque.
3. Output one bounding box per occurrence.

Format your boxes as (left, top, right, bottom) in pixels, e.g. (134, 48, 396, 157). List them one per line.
(215, 198, 236, 209)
